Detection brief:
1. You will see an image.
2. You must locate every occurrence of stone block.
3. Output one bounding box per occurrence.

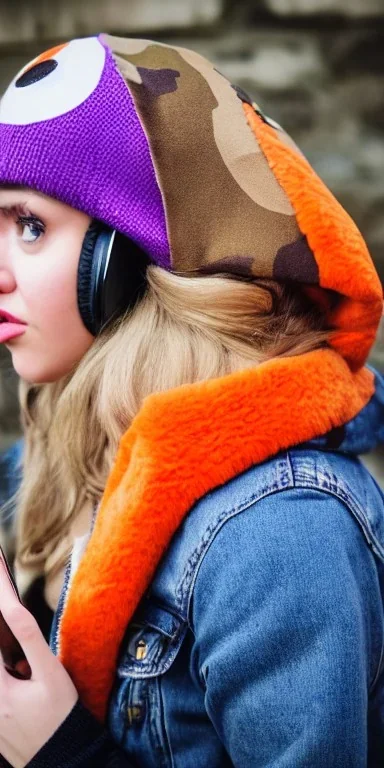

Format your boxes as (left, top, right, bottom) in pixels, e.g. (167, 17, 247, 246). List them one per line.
(264, 0, 384, 16)
(0, 0, 222, 46)
(213, 34, 326, 91)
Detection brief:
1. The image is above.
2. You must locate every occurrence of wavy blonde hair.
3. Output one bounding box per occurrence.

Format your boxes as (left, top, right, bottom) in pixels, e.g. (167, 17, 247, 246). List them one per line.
(12, 266, 330, 584)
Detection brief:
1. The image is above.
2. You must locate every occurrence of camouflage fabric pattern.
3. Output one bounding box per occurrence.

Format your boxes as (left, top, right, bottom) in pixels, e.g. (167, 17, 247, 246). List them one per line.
(101, 34, 319, 284)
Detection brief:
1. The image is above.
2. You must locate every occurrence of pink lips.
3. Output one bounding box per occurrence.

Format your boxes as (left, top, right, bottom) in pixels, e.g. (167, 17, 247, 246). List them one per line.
(0, 310, 27, 344)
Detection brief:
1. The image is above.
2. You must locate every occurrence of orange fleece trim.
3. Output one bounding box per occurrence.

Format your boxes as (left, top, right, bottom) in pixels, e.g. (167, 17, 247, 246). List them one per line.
(26, 43, 68, 71)
(59, 349, 374, 721)
(243, 103, 383, 371)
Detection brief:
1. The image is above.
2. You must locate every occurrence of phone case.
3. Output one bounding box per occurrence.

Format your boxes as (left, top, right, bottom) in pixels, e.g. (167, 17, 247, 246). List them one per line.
(0, 547, 31, 680)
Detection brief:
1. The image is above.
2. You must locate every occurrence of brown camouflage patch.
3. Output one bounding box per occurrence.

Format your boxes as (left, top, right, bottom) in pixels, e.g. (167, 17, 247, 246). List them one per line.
(273, 235, 319, 284)
(198, 255, 255, 277)
(137, 67, 180, 97)
(101, 34, 316, 285)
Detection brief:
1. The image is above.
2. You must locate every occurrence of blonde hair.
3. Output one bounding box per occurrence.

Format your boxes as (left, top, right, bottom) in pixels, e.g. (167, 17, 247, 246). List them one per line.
(13, 266, 330, 584)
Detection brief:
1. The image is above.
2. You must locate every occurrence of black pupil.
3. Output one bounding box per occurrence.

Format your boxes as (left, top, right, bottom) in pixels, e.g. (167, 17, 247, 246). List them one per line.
(16, 60, 58, 89)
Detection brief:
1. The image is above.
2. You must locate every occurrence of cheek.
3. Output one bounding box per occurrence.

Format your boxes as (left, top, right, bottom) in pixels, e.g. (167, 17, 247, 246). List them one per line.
(39, 266, 93, 354)
(26, 237, 85, 327)
(37, 274, 79, 325)
(34, 250, 79, 314)
(17, 253, 94, 381)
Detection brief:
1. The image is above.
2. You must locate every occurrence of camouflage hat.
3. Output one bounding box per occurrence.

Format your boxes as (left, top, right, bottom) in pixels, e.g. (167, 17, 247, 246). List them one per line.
(0, 34, 382, 368)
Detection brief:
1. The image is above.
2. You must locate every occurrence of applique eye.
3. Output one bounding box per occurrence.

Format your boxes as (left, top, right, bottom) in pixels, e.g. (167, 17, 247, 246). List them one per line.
(0, 37, 106, 126)
(16, 59, 58, 89)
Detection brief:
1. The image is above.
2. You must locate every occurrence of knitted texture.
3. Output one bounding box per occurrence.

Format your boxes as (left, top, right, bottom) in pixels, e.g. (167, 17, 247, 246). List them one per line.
(0, 37, 170, 266)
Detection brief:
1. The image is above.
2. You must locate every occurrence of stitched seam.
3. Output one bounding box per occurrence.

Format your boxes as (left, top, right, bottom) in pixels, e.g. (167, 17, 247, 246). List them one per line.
(292, 473, 384, 563)
(182, 478, 384, 636)
(177, 458, 326, 612)
(157, 676, 174, 768)
(286, 450, 295, 486)
(178, 481, 294, 617)
(176, 491, 286, 607)
(174, 454, 384, 617)
(290, 480, 384, 692)
(184, 480, 384, 692)
(176, 452, 295, 608)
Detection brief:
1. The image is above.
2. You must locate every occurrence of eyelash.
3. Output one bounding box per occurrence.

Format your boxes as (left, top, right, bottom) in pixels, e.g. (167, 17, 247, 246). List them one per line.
(16, 214, 46, 243)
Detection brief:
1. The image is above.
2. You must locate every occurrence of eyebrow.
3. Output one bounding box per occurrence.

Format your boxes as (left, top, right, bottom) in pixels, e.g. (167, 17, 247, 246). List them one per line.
(0, 202, 31, 217)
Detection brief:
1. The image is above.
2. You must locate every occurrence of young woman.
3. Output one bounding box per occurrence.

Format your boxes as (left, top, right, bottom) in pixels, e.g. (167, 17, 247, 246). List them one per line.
(0, 33, 383, 768)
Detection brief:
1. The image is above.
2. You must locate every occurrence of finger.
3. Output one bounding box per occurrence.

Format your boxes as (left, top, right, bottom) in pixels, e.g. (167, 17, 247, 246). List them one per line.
(0, 601, 52, 679)
(0, 561, 52, 679)
(0, 559, 31, 675)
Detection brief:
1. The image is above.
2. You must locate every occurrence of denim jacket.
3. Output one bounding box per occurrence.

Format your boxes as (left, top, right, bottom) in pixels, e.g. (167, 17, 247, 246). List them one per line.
(47, 367, 384, 766)
(3, 368, 384, 768)
(99, 447, 384, 768)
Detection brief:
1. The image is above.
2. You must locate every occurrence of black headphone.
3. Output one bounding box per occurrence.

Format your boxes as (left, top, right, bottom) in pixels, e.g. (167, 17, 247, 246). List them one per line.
(77, 221, 151, 336)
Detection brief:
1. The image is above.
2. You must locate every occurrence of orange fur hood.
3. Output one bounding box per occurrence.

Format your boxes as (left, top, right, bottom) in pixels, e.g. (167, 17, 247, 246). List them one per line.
(59, 348, 377, 721)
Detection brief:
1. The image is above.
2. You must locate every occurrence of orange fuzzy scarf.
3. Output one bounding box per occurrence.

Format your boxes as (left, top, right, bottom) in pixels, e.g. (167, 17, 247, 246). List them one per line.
(59, 348, 375, 721)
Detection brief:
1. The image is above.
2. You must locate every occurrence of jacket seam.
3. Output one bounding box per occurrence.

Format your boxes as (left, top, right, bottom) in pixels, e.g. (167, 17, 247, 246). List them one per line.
(292, 471, 384, 563)
(177, 452, 357, 615)
(185, 480, 383, 692)
(182, 483, 295, 618)
(176, 462, 384, 617)
(175, 459, 294, 613)
(290, 480, 384, 692)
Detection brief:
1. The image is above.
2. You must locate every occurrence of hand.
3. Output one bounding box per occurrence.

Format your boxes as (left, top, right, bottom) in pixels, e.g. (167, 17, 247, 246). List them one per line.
(0, 559, 78, 768)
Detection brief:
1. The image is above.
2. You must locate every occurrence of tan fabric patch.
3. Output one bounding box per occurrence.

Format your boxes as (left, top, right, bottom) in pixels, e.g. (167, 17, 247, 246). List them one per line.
(111, 41, 299, 275)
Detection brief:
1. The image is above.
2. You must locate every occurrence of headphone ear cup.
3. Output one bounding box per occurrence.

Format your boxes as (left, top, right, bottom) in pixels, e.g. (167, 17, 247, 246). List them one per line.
(78, 222, 151, 337)
(77, 222, 102, 336)
(100, 230, 150, 330)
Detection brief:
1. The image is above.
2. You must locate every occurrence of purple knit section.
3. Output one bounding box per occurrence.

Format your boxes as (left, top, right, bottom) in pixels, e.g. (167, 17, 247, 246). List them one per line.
(0, 42, 171, 268)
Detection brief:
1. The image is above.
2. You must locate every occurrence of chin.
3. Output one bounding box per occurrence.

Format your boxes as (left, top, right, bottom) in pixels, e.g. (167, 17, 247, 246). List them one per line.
(18, 369, 63, 385)
(10, 353, 73, 385)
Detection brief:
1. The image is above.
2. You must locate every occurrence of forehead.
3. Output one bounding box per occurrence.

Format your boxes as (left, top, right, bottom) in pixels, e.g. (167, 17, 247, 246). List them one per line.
(0, 188, 88, 227)
(0, 185, 44, 200)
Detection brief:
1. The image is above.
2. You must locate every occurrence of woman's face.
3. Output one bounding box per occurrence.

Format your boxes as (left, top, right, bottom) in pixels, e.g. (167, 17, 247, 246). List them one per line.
(0, 187, 93, 383)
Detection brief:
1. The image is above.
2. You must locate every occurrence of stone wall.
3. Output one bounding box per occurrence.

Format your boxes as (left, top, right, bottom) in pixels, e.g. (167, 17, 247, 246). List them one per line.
(0, 0, 383, 460)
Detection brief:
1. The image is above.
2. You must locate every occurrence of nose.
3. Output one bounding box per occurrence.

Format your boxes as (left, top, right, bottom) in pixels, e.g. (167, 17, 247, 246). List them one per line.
(0, 268, 16, 294)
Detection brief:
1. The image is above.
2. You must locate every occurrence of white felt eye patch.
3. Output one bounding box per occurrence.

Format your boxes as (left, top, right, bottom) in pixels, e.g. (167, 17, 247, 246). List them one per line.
(0, 37, 106, 126)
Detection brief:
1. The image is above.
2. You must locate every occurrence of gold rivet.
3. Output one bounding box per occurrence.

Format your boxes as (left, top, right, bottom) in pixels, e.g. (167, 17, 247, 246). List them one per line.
(127, 705, 142, 725)
(135, 639, 147, 660)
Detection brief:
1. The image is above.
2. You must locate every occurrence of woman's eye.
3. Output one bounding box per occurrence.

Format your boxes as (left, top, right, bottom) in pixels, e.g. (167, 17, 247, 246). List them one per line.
(17, 217, 45, 244)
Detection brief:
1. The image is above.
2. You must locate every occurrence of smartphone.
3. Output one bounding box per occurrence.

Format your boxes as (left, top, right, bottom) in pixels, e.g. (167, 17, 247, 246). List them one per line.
(0, 547, 31, 680)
